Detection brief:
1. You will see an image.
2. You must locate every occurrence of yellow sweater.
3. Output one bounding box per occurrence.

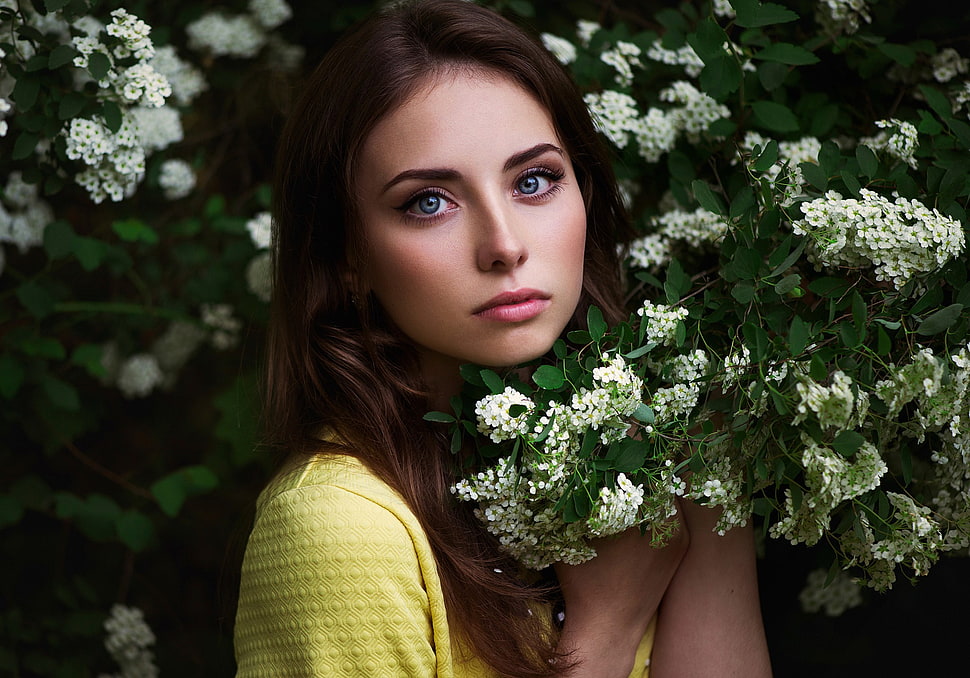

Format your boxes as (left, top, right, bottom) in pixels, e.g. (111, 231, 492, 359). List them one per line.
(234, 454, 654, 677)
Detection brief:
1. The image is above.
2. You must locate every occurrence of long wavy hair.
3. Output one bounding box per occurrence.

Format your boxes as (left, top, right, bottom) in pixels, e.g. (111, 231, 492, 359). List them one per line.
(264, 1, 632, 675)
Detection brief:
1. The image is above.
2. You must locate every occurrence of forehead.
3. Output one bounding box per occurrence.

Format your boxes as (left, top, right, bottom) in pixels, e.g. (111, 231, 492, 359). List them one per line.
(358, 70, 561, 178)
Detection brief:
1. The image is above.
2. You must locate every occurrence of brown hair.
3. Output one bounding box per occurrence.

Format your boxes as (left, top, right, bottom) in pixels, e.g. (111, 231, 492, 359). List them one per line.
(264, 1, 631, 675)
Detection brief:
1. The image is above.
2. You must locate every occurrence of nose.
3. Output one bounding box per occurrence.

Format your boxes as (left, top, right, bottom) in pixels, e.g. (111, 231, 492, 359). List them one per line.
(475, 199, 528, 272)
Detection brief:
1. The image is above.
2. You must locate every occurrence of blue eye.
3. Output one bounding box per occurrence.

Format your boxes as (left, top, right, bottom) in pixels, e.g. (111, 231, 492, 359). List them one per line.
(416, 195, 442, 214)
(517, 175, 547, 195)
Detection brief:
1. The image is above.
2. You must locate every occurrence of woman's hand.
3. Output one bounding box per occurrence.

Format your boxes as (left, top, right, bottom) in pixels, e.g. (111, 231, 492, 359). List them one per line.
(554, 517, 689, 678)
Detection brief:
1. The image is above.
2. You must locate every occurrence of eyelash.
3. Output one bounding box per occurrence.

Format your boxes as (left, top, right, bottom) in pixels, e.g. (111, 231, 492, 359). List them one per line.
(396, 165, 567, 224)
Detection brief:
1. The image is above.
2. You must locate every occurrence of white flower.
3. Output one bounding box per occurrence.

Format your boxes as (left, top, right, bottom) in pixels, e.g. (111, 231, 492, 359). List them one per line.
(201, 303, 242, 350)
(475, 387, 535, 443)
(149, 45, 207, 106)
(860, 118, 919, 169)
(637, 301, 688, 346)
(157, 159, 195, 200)
(584, 90, 641, 149)
(600, 41, 642, 88)
(103, 604, 159, 677)
(130, 105, 183, 152)
(186, 13, 267, 59)
(248, 0, 293, 30)
(116, 354, 163, 398)
(798, 568, 864, 616)
(246, 251, 273, 302)
(587, 474, 645, 537)
(646, 41, 705, 77)
(793, 189, 965, 289)
(246, 211, 272, 249)
(540, 33, 577, 65)
(576, 19, 600, 47)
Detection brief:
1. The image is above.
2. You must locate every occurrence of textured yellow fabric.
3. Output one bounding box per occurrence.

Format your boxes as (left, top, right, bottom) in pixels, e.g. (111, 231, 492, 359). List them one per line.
(234, 453, 654, 677)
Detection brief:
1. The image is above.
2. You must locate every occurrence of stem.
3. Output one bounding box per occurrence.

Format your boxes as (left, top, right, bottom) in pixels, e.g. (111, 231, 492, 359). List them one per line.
(64, 440, 153, 500)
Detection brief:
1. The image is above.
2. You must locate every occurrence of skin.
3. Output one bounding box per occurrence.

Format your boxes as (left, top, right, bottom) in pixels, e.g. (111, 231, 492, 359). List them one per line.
(355, 70, 772, 678)
(356, 70, 587, 404)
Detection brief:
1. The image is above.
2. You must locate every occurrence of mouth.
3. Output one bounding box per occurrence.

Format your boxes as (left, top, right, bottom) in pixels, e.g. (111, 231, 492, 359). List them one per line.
(474, 288, 551, 322)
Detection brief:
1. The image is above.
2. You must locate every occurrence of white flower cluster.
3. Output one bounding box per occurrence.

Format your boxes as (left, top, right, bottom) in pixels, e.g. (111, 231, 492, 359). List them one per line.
(540, 33, 577, 65)
(157, 159, 196, 200)
(600, 41, 642, 88)
(685, 455, 752, 534)
(860, 118, 919, 169)
(659, 81, 731, 141)
(73, 10, 170, 107)
(0, 172, 54, 274)
(65, 115, 145, 203)
(798, 568, 864, 616)
(931, 47, 969, 83)
(453, 355, 682, 568)
(576, 19, 600, 47)
(627, 206, 730, 272)
(475, 386, 535, 443)
(583, 90, 642, 150)
(201, 303, 243, 350)
(816, 0, 872, 36)
(875, 348, 943, 418)
(645, 42, 705, 78)
(793, 370, 868, 431)
(245, 211, 273, 301)
(637, 301, 688, 346)
(186, 0, 294, 60)
(587, 473, 645, 536)
(584, 81, 728, 163)
(149, 45, 208, 107)
(792, 189, 965, 289)
(770, 440, 888, 547)
(98, 604, 158, 678)
(116, 354, 164, 399)
(0, 47, 10, 137)
(739, 131, 822, 203)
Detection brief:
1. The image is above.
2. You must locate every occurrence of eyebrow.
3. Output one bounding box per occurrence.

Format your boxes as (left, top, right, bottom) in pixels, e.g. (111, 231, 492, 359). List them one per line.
(380, 143, 564, 194)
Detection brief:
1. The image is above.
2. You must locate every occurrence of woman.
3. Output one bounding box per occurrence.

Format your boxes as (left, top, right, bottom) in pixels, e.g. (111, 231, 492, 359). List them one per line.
(233, 1, 771, 676)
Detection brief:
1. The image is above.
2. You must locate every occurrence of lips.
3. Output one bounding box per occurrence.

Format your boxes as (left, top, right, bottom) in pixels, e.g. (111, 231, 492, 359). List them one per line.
(474, 288, 551, 322)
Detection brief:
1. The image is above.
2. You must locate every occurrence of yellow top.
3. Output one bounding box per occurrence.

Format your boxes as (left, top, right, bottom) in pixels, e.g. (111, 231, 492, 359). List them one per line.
(234, 453, 655, 677)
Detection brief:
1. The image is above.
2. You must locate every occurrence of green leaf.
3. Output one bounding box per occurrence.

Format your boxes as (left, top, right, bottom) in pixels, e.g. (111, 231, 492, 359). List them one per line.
(831, 430, 865, 457)
(699, 53, 742, 98)
(112, 219, 159, 245)
(691, 180, 726, 216)
(101, 100, 122, 133)
(687, 17, 729, 64)
(45, 0, 72, 10)
(42, 375, 80, 411)
(788, 316, 809, 356)
(117, 511, 155, 552)
(16, 281, 55, 318)
(752, 140, 779, 172)
(0, 354, 26, 399)
(919, 85, 953, 123)
(587, 305, 607, 341)
(799, 162, 828, 191)
(751, 100, 799, 133)
(916, 304, 963, 335)
(43, 220, 76, 259)
(611, 438, 647, 473)
(768, 238, 807, 276)
(633, 403, 655, 424)
(11, 76, 40, 110)
(151, 466, 219, 518)
(753, 43, 819, 66)
(73, 236, 107, 271)
(87, 51, 111, 82)
(68, 344, 105, 378)
(774, 273, 801, 295)
(48, 44, 77, 69)
(877, 42, 917, 67)
(12, 131, 39, 160)
(57, 91, 87, 120)
(732, 0, 799, 28)
(423, 411, 456, 423)
(855, 144, 878, 178)
(533, 365, 565, 390)
(480, 369, 505, 394)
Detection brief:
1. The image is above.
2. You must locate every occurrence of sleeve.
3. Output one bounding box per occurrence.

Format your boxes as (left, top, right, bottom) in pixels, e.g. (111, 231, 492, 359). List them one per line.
(234, 483, 438, 678)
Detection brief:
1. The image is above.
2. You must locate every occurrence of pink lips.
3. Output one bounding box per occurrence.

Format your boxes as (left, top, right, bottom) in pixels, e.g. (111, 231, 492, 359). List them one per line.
(474, 289, 551, 322)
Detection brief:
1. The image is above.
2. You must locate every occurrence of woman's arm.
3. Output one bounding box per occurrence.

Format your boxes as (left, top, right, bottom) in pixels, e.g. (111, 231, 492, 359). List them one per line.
(649, 501, 772, 678)
(554, 518, 689, 678)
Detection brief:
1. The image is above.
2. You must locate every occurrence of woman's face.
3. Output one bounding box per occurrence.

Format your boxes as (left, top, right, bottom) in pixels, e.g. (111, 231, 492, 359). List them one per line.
(356, 71, 587, 395)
